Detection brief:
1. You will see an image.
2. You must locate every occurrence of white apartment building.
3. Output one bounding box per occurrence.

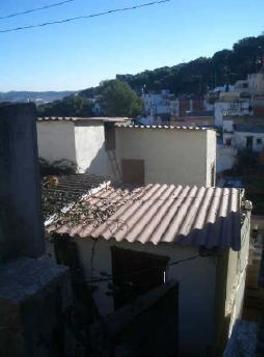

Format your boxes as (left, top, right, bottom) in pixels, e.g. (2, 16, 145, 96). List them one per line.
(142, 90, 176, 118)
(214, 101, 253, 128)
(222, 121, 264, 152)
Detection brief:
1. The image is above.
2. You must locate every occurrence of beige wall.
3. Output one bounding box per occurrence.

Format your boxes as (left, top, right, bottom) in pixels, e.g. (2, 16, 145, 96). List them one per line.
(37, 120, 114, 177)
(37, 121, 76, 163)
(37, 123, 216, 186)
(76, 238, 217, 356)
(115, 127, 216, 187)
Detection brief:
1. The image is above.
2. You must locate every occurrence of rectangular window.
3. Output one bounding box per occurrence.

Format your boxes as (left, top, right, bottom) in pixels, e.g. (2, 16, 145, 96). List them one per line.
(104, 123, 116, 151)
(111, 247, 169, 309)
(256, 138, 262, 145)
(121, 159, 145, 185)
(246, 136, 253, 151)
(225, 138, 232, 146)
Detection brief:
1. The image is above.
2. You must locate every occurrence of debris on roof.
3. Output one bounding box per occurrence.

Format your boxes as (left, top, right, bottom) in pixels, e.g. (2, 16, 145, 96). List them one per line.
(41, 174, 110, 219)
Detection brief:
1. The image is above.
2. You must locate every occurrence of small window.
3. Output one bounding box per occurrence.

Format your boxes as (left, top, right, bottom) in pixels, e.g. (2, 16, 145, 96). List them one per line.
(246, 136, 253, 151)
(256, 138, 262, 145)
(104, 123, 116, 151)
(225, 138, 232, 146)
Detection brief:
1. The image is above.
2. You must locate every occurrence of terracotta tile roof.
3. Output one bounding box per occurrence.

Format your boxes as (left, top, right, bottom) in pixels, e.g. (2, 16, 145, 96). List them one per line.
(47, 184, 246, 250)
(115, 123, 214, 131)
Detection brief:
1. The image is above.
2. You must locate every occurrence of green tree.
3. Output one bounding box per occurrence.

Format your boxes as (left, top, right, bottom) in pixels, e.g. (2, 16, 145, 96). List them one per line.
(117, 34, 264, 95)
(99, 79, 143, 117)
(38, 94, 94, 117)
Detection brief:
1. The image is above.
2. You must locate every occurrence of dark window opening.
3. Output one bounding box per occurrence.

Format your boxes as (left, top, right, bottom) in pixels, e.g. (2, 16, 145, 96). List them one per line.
(104, 123, 116, 151)
(256, 138, 262, 145)
(111, 247, 169, 309)
(121, 159, 145, 185)
(246, 136, 253, 151)
(225, 138, 232, 146)
(211, 163, 215, 186)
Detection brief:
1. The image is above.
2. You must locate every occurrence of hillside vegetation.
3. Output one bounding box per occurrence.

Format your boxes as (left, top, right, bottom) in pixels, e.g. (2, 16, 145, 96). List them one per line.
(117, 35, 264, 95)
(38, 34, 264, 117)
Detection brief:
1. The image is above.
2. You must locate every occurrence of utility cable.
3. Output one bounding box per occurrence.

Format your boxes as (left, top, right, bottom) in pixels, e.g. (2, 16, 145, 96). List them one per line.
(86, 254, 200, 284)
(0, 0, 77, 21)
(0, 0, 171, 33)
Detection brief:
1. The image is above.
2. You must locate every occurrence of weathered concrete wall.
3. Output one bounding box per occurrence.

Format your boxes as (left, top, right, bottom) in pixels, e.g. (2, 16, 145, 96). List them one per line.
(74, 238, 217, 356)
(225, 213, 251, 337)
(115, 127, 216, 187)
(0, 257, 72, 357)
(0, 104, 74, 356)
(74, 121, 113, 176)
(206, 129, 217, 185)
(0, 103, 44, 261)
(37, 121, 77, 164)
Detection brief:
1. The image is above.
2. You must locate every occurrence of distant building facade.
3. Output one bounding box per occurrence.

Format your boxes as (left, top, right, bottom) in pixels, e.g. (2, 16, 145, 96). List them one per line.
(223, 123, 264, 152)
(141, 91, 208, 122)
(142, 90, 175, 119)
(214, 72, 264, 128)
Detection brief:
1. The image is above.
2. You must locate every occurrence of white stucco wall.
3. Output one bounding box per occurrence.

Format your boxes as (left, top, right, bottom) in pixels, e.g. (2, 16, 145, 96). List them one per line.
(216, 144, 237, 173)
(115, 127, 216, 187)
(74, 121, 113, 176)
(214, 102, 252, 128)
(215, 102, 230, 127)
(37, 121, 76, 163)
(234, 131, 264, 152)
(76, 238, 217, 356)
(206, 129, 217, 186)
(223, 119, 234, 133)
(37, 120, 114, 177)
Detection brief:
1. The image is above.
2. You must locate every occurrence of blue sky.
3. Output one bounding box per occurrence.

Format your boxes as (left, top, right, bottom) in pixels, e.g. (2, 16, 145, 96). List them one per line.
(0, 0, 263, 91)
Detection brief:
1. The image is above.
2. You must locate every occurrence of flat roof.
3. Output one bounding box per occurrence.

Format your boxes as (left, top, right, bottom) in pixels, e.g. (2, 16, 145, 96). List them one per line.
(37, 116, 130, 123)
(235, 124, 264, 133)
(115, 124, 214, 131)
